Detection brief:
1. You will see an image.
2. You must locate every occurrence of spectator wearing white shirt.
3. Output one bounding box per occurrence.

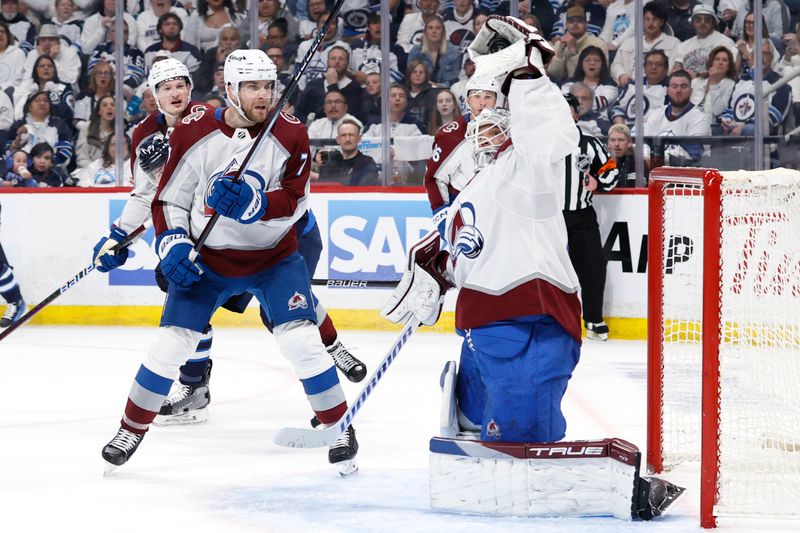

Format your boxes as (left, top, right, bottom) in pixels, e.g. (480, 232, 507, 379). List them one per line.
(610, 2, 680, 87)
(22, 24, 82, 86)
(80, 0, 138, 55)
(307, 89, 358, 139)
(184, 0, 245, 53)
(601, 0, 651, 52)
(397, 0, 440, 53)
(0, 21, 25, 94)
(644, 70, 712, 166)
(135, 0, 189, 53)
(673, 4, 738, 78)
(690, 45, 737, 130)
(47, 0, 84, 51)
(144, 13, 202, 72)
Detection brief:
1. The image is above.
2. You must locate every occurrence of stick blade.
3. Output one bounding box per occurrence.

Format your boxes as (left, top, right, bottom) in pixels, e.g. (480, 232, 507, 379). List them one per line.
(273, 425, 342, 448)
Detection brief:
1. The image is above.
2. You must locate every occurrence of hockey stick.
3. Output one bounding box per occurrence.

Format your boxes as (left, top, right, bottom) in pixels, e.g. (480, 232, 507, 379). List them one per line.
(0, 223, 149, 342)
(311, 279, 399, 288)
(273, 317, 420, 448)
(189, 0, 347, 262)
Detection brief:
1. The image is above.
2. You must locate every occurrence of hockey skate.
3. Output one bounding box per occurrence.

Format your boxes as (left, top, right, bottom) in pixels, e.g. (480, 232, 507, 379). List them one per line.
(102, 427, 145, 475)
(329, 425, 359, 477)
(0, 299, 25, 328)
(153, 361, 212, 426)
(328, 340, 367, 383)
(586, 321, 609, 341)
(634, 476, 687, 520)
(310, 416, 359, 477)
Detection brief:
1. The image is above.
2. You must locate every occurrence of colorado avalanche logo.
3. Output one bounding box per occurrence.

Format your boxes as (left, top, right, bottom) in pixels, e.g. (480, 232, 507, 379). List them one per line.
(442, 121, 460, 133)
(288, 291, 308, 311)
(204, 158, 267, 216)
(486, 419, 501, 440)
(450, 202, 484, 261)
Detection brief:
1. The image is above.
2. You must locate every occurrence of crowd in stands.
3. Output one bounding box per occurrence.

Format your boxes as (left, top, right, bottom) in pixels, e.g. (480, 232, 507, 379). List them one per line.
(1, 0, 799, 187)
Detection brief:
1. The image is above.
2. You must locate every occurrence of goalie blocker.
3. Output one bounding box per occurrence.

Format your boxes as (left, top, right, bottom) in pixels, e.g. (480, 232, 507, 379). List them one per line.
(429, 437, 685, 521)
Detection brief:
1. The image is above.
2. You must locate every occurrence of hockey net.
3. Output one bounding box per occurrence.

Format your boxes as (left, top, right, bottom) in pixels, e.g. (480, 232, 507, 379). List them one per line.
(647, 167, 800, 528)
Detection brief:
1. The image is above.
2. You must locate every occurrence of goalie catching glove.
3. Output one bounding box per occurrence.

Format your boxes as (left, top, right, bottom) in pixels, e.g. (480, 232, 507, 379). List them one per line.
(382, 230, 452, 326)
(468, 14, 555, 94)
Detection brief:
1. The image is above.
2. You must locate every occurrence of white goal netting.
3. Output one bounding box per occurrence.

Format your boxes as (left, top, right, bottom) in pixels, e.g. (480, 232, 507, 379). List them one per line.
(654, 168, 800, 519)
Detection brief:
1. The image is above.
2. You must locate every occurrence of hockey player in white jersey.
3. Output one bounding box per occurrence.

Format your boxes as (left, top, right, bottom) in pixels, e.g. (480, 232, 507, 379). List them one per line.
(384, 15, 684, 520)
(101, 49, 358, 476)
(93, 58, 365, 426)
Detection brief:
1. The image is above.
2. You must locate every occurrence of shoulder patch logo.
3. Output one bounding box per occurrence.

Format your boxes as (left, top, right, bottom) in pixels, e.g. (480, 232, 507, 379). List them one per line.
(288, 291, 309, 311)
(450, 202, 484, 261)
(181, 104, 207, 124)
(280, 111, 301, 124)
(442, 121, 460, 133)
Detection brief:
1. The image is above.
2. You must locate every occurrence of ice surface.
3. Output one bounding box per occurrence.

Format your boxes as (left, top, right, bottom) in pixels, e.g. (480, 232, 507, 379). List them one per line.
(0, 327, 793, 532)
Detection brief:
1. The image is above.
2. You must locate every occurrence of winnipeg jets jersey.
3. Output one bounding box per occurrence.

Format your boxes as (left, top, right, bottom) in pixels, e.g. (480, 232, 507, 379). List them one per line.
(423, 115, 475, 212)
(116, 102, 210, 234)
(444, 77, 583, 341)
(154, 106, 311, 277)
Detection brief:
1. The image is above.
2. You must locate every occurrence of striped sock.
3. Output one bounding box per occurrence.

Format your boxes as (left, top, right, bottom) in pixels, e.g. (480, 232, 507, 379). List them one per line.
(299, 365, 347, 425)
(121, 364, 174, 434)
(0, 265, 22, 303)
(178, 327, 212, 385)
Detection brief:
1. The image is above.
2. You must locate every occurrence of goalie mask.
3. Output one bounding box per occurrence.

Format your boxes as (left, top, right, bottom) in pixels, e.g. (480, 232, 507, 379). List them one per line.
(224, 48, 278, 121)
(466, 107, 511, 170)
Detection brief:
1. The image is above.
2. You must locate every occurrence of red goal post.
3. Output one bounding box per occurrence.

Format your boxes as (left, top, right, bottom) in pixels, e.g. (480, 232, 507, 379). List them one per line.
(647, 167, 800, 528)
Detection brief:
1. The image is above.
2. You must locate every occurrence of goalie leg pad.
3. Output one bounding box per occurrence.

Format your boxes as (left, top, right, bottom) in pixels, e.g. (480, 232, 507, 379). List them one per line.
(429, 437, 684, 520)
(440, 361, 458, 438)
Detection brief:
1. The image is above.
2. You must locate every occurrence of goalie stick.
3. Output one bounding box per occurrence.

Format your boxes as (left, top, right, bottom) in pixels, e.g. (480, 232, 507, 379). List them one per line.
(273, 317, 420, 448)
(0, 223, 149, 342)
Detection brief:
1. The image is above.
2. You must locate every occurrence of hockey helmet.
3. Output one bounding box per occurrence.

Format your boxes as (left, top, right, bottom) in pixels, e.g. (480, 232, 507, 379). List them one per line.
(147, 57, 192, 94)
(224, 48, 278, 119)
(465, 107, 511, 170)
(465, 75, 500, 97)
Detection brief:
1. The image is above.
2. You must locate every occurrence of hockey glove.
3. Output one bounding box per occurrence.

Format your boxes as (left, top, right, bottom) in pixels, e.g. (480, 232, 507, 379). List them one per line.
(432, 205, 449, 243)
(468, 15, 555, 94)
(207, 178, 267, 224)
(92, 225, 130, 273)
(137, 133, 169, 175)
(382, 230, 452, 326)
(156, 229, 203, 289)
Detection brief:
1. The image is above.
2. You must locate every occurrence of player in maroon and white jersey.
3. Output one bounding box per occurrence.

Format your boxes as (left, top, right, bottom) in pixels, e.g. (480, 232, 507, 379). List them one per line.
(100, 50, 358, 475)
(423, 76, 500, 240)
(93, 58, 365, 427)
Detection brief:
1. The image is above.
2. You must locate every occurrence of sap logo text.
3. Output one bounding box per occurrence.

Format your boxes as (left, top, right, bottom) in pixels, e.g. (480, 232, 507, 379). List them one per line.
(327, 200, 434, 280)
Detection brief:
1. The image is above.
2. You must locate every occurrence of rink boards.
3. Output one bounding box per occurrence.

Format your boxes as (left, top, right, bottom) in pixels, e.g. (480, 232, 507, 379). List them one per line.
(0, 188, 658, 338)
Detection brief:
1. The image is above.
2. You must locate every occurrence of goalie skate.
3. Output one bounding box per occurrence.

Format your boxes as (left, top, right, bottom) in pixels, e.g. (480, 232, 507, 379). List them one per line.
(102, 427, 144, 475)
(635, 476, 687, 520)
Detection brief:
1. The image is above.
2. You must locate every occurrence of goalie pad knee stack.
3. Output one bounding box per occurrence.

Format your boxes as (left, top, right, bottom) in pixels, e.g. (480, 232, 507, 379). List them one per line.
(429, 437, 685, 520)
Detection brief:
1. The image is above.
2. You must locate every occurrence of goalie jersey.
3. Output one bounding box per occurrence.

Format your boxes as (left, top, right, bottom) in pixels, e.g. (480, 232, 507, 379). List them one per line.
(153, 106, 311, 277)
(444, 77, 583, 341)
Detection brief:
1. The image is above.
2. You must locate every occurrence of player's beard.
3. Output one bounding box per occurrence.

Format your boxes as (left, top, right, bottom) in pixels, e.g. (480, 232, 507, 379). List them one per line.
(243, 98, 272, 124)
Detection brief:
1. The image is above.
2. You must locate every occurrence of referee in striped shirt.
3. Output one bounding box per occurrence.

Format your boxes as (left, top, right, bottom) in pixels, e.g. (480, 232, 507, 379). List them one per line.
(561, 93, 620, 341)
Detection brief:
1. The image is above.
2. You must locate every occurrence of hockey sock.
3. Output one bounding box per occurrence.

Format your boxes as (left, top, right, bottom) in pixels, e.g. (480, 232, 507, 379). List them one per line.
(299, 366, 347, 424)
(178, 327, 213, 385)
(0, 264, 22, 303)
(122, 365, 174, 434)
(318, 313, 338, 347)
